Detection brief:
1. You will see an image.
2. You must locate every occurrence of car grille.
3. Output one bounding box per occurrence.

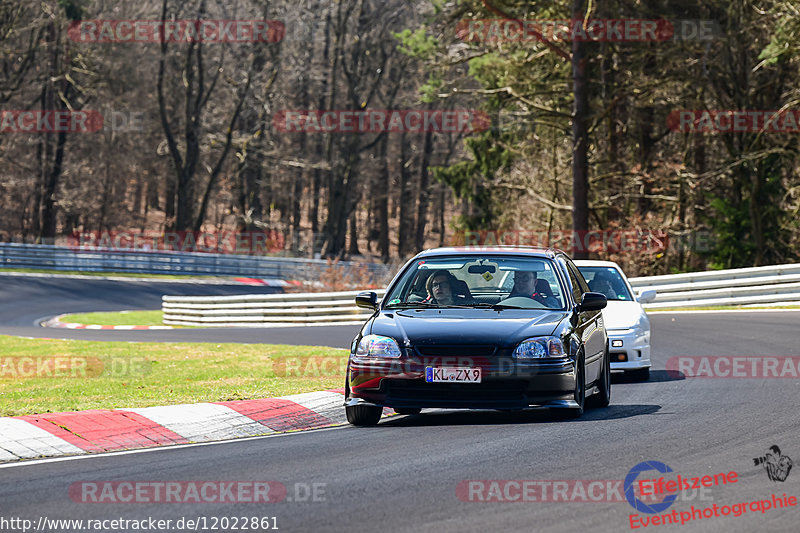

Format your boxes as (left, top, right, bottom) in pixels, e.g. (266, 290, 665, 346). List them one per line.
(383, 378, 527, 408)
(414, 345, 497, 357)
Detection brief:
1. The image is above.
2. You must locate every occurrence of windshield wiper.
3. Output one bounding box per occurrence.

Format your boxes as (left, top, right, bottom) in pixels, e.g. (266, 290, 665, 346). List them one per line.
(384, 301, 442, 309)
(468, 303, 525, 310)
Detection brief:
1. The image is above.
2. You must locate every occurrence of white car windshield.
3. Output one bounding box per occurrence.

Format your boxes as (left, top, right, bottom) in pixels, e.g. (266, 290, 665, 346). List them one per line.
(577, 266, 634, 301)
(383, 256, 566, 310)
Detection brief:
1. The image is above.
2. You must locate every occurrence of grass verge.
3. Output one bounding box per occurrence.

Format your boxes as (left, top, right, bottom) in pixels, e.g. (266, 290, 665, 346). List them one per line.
(60, 310, 166, 327)
(0, 335, 348, 416)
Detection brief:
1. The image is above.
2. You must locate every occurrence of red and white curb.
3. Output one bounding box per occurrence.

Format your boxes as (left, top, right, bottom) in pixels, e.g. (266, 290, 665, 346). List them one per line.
(0, 390, 391, 463)
(42, 315, 174, 330)
(233, 277, 300, 287)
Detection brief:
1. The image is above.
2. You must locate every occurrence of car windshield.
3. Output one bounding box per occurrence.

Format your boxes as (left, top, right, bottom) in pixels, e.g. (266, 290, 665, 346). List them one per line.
(577, 266, 633, 301)
(383, 255, 566, 310)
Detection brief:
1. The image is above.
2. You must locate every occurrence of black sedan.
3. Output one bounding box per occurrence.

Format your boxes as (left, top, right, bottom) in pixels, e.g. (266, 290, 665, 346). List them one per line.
(344, 247, 610, 426)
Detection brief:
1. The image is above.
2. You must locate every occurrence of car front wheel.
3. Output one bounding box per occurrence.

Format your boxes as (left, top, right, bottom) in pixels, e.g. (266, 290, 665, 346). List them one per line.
(346, 404, 382, 426)
(562, 358, 585, 419)
(588, 349, 611, 408)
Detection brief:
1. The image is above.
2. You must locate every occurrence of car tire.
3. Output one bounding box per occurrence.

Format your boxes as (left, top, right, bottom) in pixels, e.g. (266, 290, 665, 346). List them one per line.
(562, 358, 585, 419)
(588, 349, 611, 408)
(628, 367, 650, 381)
(346, 404, 382, 426)
(393, 408, 422, 415)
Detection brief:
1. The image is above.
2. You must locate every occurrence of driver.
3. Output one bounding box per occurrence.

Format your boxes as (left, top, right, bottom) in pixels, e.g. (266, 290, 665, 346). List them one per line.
(589, 271, 616, 299)
(509, 271, 558, 307)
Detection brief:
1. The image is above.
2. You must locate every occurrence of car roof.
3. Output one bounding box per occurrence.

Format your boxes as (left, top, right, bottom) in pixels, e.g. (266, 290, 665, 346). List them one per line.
(573, 259, 621, 268)
(415, 246, 565, 259)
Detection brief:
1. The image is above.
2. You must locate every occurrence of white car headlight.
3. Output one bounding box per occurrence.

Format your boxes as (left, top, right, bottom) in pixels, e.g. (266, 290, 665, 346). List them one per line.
(355, 335, 402, 358)
(514, 336, 566, 359)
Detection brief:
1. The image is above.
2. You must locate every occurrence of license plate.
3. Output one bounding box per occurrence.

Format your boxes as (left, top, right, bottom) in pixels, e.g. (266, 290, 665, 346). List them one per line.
(425, 367, 481, 383)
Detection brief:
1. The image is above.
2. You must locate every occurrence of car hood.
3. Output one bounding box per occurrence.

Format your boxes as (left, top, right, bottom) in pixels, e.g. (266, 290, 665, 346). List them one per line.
(369, 308, 569, 348)
(601, 300, 647, 330)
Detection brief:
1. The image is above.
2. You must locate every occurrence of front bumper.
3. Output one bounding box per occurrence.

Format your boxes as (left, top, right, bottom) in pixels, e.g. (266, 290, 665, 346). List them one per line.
(346, 354, 578, 410)
(607, 328, 651, 371)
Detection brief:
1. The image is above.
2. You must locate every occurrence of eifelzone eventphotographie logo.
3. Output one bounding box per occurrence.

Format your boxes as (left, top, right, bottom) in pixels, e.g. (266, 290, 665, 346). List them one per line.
(753, 445, 793, 483)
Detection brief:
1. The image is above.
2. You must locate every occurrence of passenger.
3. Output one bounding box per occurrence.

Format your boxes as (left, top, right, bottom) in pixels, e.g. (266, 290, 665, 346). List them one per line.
(424, 270, 472, 305)
(533, 279, 560, 308)
(407, 270, 433, 301)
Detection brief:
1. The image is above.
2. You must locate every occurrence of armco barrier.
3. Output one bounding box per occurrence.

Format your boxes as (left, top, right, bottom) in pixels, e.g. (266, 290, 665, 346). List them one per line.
(629, 263, 800, 309)
(162, 263, 800, 327)
(162, 290, 388, 327)
(0, 242, 393, 281)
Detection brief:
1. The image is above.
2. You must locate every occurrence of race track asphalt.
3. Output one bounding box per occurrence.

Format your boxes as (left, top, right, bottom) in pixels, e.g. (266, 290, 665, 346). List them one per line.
(0, 274, 360, 347)
(1, 273, 799, 532)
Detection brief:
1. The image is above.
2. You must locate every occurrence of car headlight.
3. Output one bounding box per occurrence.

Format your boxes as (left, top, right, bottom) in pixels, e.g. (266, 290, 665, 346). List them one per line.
(513, 336, 566, 359)
(355, 335, 402, 358)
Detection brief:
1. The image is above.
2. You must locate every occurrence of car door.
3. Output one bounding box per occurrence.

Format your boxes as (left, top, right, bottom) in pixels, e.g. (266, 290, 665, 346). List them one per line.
(558, 256, 605, 384)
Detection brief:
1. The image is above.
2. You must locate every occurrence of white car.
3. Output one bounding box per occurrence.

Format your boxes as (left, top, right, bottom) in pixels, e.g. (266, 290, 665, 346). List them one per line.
(575, 260, 655, 380)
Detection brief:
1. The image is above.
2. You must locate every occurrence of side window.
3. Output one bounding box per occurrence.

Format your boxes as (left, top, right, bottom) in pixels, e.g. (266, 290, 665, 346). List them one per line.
(567, 261, 590, 294)
(558, 257, 585, 305)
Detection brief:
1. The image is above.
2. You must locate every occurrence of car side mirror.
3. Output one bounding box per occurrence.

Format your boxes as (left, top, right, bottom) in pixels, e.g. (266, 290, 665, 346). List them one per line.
(355, 291, 379, 311)
(637, 289, 657, 304)
(579, 292, 607, 312)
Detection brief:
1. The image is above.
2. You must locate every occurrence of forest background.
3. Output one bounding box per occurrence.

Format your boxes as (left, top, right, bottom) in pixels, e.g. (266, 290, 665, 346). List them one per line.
(2, 0, 799, 277)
